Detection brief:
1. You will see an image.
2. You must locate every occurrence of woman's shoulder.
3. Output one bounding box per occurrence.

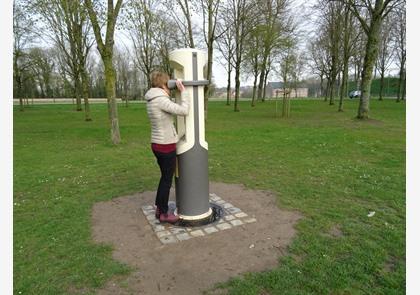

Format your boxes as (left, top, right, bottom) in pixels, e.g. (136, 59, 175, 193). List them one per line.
(145, 87, 169, 102)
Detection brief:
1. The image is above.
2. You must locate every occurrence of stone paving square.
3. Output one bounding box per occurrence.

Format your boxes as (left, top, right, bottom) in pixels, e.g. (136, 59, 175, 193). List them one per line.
(176, 233, 192, 241)
(216, 222, 232, 230)
(203, 226, 218, 234)
(224, 215, 235, 221)
(141, 193, 257, 244)
(230, 219, 244, 226)
(190, 230, 205, 237)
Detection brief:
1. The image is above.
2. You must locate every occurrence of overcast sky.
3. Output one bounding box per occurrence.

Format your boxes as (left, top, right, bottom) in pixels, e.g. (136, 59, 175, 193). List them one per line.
(113, 0, 315, 88)
(31, 0, 402, 88)
(208, 0, 314, 88)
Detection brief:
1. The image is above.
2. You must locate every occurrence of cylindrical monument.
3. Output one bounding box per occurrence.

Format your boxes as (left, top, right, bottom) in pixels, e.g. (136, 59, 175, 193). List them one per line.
(169, 48, 212, 224)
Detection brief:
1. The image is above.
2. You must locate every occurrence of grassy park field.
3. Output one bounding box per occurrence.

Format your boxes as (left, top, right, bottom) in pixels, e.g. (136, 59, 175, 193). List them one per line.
(14, 99, 405, 294)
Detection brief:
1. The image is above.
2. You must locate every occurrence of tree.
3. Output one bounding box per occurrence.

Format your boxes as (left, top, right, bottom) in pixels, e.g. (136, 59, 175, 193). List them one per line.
(308, 35, 329, 98)
(215, 7, 235, 106)
(244, 29, 262, 107)
(315, 1, 345, 106)
(153, 15, 184, 74)
(375, 14, 394, 101)
(88, 56, 107, 98)
(392, 3, 405, 102)
(350, 25, 366, 90)
(278, 42, 297, 118)
(115, 47, 132, 107)
(28, 47, 55, 98)
(291, 52, 306, 98)
(228, 0, 255, 112)
(30, 0, 93, 120)
(51, 45, 75, 98)
(126, 0, 157, 89)
(341, 0, 403, 118)
(256, 0, 292, 103)
(199, 0, 222, 119)
(338, 4, 359, 111)
(84, 0, 123, 144)
(163, 0, 196, 48)
(13, 1, 37, 111)
(62, 0, 94, 120)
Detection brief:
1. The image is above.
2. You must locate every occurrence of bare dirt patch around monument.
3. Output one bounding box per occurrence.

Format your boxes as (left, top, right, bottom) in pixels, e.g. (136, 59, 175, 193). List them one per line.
(92, 182, 302, 295)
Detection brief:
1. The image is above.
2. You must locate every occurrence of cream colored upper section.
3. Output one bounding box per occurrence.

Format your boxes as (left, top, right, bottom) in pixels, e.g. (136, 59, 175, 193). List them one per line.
(169, 48, 208, 154)
(169, 48, 207, 81)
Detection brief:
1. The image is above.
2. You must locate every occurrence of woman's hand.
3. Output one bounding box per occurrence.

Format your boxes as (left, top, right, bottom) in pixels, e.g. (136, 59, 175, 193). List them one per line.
(176, 79, 185, 92)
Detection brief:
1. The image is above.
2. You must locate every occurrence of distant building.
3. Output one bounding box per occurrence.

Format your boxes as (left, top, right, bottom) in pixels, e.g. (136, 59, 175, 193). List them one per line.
(213, 88, 240, 98)
(266, 82, 308, 98)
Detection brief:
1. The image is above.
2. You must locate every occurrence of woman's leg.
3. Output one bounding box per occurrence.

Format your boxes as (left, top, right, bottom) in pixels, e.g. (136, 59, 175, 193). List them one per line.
(153, 150, 176, 214)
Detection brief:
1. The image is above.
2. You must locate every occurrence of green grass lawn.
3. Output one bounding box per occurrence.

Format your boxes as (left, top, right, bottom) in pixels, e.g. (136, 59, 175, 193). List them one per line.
(14, 98, 405, 294)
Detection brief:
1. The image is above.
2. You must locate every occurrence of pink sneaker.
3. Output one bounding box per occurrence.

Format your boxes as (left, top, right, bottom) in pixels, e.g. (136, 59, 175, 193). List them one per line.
(159, 212, 179, 224)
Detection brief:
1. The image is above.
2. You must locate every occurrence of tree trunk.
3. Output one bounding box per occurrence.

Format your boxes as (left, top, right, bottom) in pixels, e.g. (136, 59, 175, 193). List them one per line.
(257, 69, 265, 101)
(39, 81, 45, 98)
(329, 81, 335, 105)
(379, 69, 385, 100)
(14, 56, 24, 112)
(183, 0, 195, 48)
(81, 68, 92, 121)
(226, 72, 231, 106)
(329, 60, 337, 105)
(262, 69, 269, 101)
(324, 77, 330, 102)
(320, 74, 324, 98)
(339, 59, 349, 112)
(282, 92, 286, 117)
(16, 76, 24, 112)
(104, 57, 121, 144)
(234, 66, 240, 112)
(204, 1, 216, 120)
(74, 77, 83, 111)
(204, 40, 214, 120)
(358, 16, 382, 119)
(19, 97, 24, 111)
(123, 77, 129, 108)
(356, 66, 361, 90)
(401, 74, 406, 100)
(396, 65, 405, 102)
(251, 72, 258, 107)
(282, 90, 290, 118)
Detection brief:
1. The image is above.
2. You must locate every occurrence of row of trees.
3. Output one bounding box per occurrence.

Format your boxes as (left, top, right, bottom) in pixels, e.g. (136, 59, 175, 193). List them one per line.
(14, 0, 305, 142)
(308, 0, 405, 117)
(12, 45, 141, 98)
(13, 0, 183, 143)
(13, 0, 406, 143)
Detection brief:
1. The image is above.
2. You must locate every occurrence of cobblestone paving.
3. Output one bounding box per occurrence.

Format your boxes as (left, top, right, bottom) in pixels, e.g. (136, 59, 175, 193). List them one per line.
(141, 193, 257, 244)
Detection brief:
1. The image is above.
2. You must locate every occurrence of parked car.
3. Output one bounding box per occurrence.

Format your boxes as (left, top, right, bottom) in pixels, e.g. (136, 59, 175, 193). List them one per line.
(349, 90, 361, 99)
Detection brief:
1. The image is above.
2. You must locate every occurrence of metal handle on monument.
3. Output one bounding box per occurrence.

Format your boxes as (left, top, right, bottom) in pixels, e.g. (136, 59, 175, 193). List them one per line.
(167, 79, 209, 90)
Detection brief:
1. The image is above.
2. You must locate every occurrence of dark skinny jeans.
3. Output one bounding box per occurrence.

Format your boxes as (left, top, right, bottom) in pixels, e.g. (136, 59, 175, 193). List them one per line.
(152, 150, 176, 214)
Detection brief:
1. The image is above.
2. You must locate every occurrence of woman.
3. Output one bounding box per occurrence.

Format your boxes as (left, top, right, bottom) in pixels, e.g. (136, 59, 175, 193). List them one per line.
(145, 71, 189, 224)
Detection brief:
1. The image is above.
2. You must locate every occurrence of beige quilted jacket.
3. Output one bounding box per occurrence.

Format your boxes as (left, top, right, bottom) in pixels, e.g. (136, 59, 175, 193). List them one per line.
(145, 87, 189, 144)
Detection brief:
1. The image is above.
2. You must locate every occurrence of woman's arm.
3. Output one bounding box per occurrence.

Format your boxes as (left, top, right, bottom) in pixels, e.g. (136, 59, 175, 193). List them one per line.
(158, 92, 190, 116)
(158, 80, 189, 115)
